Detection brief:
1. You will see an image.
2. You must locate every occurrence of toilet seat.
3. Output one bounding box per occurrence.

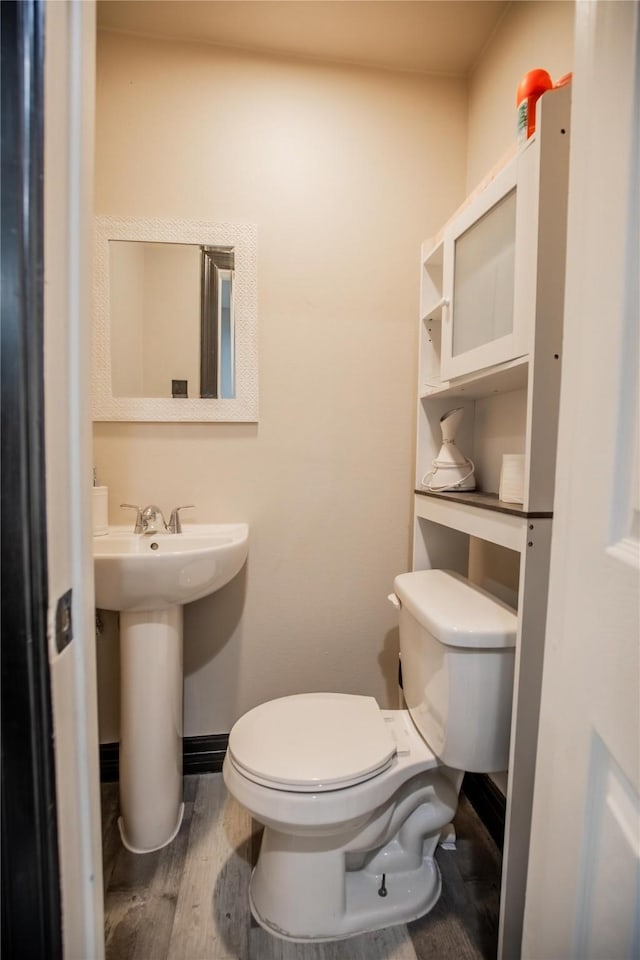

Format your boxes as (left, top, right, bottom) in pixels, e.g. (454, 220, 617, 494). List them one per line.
(227, 693, 397, 792)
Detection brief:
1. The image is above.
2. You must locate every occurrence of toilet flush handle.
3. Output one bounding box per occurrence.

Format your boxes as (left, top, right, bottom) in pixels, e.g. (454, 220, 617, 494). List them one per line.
(387, 593, 401, 610)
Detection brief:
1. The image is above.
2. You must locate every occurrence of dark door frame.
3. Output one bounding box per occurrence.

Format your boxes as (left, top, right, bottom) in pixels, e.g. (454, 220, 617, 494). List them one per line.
(1, 1, 63, 957)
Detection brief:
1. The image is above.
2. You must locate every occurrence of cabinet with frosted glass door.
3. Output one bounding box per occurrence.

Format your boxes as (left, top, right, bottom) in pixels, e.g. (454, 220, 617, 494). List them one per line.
(440, 147, 537, 382)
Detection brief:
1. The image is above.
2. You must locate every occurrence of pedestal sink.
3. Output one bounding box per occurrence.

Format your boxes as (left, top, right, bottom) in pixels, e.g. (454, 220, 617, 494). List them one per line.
(94, 523, 249, 853)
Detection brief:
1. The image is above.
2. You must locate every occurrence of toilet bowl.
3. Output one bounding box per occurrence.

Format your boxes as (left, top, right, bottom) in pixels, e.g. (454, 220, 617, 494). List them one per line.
(223, 569, 517, 942)
(223, 701, 461, 941)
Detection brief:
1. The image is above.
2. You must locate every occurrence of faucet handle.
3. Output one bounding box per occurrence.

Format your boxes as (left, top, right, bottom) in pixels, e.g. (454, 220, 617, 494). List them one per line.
(120, 503, 143, 534)
(168, 505, 195, 534)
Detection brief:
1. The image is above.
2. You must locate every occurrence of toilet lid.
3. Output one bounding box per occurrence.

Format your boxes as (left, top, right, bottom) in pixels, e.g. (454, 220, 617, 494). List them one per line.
(228, 693, 397, 792)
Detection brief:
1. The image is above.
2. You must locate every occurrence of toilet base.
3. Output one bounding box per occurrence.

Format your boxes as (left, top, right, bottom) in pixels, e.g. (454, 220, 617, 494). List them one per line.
(240, 757, 462, 943)
(249, 852, 442, 943)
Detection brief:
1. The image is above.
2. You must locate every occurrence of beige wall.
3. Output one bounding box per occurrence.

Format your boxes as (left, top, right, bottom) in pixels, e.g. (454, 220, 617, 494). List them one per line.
(93, 31, 467, 739)
(110, 241, 145, 396)
(94, 3, 577, 743)
(466, 0, 575, 190)
(142, 244, 201, 397)
(109, 241, 201, 398)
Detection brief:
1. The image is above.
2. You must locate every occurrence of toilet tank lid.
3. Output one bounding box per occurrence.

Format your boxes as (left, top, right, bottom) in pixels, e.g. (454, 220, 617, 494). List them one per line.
(393, 570, 517, 648)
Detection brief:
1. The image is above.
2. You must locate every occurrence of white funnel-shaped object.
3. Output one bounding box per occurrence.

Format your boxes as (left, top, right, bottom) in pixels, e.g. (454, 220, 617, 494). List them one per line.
(440, 407, 465, 444)
(423, 407, 475, 492)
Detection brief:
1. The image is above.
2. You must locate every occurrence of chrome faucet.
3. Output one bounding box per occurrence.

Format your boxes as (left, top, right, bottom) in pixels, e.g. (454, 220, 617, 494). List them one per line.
(121, 502, 194, 534)
(140, 504, 168, 534)
(120, 503, 167, 534)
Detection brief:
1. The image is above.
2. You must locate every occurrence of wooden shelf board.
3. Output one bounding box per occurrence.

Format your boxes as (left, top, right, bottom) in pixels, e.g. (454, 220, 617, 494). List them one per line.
(422, 237, 444, 267)
(414, 491, 552, 552)
(421, 300, 445, 324)
(420, 355, 528, 401)
(415, 488, 552, 519)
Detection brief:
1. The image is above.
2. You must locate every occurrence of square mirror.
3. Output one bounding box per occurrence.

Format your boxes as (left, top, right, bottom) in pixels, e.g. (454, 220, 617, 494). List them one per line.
(92, 217, 258, 421)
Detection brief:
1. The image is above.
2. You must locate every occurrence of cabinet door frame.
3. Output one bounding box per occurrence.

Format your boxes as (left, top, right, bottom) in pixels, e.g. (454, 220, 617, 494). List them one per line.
(441, 152, 531, 381)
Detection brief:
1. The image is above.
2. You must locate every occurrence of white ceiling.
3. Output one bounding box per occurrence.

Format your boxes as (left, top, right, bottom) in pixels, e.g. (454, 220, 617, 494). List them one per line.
(96, 0, 510, 77)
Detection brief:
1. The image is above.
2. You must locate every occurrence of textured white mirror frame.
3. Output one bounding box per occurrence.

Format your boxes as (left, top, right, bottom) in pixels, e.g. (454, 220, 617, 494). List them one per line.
(92, 216, 258, 421)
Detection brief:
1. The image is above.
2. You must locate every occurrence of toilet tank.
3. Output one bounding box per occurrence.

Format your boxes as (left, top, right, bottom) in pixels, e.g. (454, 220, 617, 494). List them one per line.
(393, 569, 516, 773)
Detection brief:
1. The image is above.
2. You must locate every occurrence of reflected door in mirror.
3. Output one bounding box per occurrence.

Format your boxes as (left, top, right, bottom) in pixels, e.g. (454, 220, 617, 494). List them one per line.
(200, 246, 235, 399)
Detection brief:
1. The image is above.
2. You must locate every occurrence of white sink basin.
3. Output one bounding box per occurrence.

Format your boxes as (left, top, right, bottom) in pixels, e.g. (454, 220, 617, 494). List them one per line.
(94, 523, 249, 611)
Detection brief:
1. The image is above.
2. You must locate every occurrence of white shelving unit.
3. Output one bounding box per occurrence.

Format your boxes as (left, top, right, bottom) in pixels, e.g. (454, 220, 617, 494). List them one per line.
(419, 239, 448, 396)
(411, 84, 571, 960)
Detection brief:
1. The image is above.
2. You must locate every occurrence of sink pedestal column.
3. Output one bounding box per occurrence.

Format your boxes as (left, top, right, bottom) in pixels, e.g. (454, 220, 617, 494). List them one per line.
(118, 605, 184, 853)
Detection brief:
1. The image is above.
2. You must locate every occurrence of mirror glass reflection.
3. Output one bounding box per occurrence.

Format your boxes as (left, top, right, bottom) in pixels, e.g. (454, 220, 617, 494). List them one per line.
(109, 240, 235, 399)
(93, 217, 257, 422)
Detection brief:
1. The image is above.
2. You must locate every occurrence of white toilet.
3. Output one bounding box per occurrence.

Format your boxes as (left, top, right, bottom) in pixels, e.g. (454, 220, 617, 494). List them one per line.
(223, 569, 516, 942)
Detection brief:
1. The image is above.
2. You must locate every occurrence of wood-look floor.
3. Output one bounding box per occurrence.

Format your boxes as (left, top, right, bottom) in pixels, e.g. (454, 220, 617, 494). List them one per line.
(101, 773, 501, 960)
